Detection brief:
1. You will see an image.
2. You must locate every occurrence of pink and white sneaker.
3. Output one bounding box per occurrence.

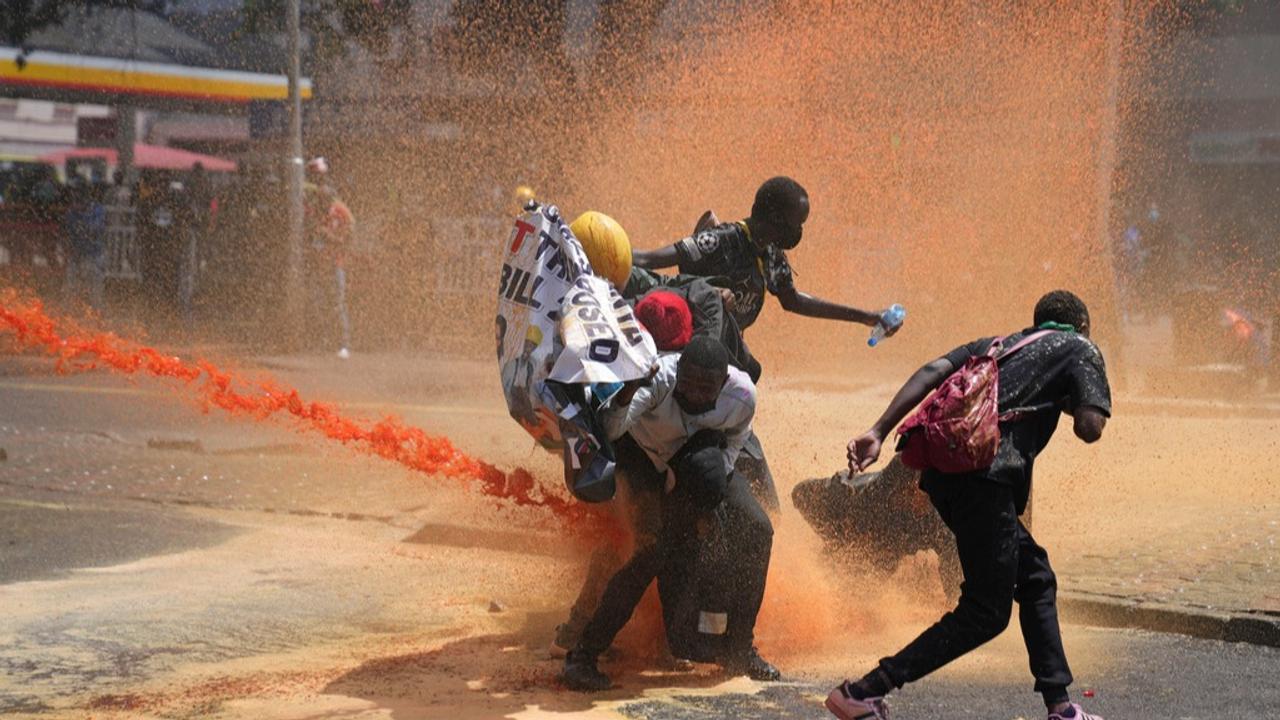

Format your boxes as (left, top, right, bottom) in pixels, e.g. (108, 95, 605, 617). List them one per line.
(825, 681, 889, 720)
(1048, 703, 1104, 720)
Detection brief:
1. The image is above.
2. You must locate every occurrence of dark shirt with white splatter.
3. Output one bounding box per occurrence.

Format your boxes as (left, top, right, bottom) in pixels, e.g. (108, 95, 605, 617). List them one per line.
(673, 221, 794, 332)
(921, 329, 1112, 512)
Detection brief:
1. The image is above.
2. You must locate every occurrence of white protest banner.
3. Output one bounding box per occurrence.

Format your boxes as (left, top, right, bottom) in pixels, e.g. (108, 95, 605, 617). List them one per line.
(495, 203, 657, 465)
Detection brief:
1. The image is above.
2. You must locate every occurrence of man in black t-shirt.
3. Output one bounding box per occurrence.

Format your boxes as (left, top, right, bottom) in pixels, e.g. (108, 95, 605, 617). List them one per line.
(825, 290, 1111, 720)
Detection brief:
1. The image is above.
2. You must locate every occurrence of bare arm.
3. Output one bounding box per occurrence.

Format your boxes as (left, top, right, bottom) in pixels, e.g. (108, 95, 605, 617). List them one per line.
(847, 357, 956, 471)
(1072, 406, 1108, 443)
(775, 285, 884, 327)
(632, 244, 680, 270)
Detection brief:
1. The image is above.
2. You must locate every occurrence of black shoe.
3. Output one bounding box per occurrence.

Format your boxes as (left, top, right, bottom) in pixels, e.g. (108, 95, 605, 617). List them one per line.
(562, 652, 612, 692)
(722, 647, 781, 681)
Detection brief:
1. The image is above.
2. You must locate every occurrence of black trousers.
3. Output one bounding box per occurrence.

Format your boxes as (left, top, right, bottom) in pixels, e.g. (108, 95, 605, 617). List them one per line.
(878, 477, 1072, 702)
(574, 437, 773, 662)
(735, 430, 780, 513)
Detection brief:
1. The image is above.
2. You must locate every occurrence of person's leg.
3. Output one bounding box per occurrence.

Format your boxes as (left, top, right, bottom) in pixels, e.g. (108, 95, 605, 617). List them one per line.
(1013, 521, 1075, 710)
(558, 543, 626, 650)
(557, 442, 662, 653)
(63, 255, 82, 307)
(662, 471, 773, 666)
(735, 431, 780, 512)
(656, 506, 704, 663)
(178, 228, 196, 330)
(88, 253, 106, 314)
(334, 266, 352, 353)
(572, 541, 666, 660)
(304, 255, 326, 349)
(716, 475, 774, 660)
(565, 488, 695, 691)
(836, 479, 1021, 701)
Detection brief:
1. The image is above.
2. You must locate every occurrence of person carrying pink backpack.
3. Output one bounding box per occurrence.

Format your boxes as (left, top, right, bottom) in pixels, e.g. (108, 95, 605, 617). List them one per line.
(827, 290, 1112, 720)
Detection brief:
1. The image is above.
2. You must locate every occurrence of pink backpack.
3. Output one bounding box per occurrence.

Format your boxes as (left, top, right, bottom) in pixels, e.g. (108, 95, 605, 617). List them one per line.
(897, 331, 1054, 474)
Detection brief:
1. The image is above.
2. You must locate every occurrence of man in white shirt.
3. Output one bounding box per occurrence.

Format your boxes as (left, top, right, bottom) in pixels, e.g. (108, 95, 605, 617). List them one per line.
(561, 337, 777, 691)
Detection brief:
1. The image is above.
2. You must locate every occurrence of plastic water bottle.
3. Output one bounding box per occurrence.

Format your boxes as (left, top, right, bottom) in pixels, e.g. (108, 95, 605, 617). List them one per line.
(868, 304, 906, 347)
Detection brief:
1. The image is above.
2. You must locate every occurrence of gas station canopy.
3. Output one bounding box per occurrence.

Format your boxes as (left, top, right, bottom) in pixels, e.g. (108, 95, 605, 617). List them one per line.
(1, 47, 312, 106)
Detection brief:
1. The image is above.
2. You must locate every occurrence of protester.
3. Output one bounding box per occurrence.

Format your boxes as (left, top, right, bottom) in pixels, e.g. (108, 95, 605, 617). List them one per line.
(61, 181, 107, 313)
(633, 176, 892, 333)
(304, 158, 355, 359)
(561, 336, 777, 691)
(110, 169, 132, 206)
(631, 177, 900, 517)
(825, 290, 1111, 720)
(551, 212, 768, 660)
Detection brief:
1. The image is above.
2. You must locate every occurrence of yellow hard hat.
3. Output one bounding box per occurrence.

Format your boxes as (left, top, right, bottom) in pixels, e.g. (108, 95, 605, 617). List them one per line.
(525, 325, 543, 345)
(514, 185, 536, 209)
(569, 211, 632, 288)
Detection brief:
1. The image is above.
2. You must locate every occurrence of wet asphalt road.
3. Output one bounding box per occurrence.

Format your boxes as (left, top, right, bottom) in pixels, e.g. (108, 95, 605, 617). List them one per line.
(0, 497, 237, 584)
(607, 627, 1280, 720)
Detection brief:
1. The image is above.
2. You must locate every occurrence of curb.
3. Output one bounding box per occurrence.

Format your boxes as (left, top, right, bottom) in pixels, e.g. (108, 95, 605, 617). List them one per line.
(1059, 592, 1280, 648)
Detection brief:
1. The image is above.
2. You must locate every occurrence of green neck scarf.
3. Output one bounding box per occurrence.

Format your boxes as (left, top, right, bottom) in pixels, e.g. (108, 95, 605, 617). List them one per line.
(1038, 321, 1076, 333)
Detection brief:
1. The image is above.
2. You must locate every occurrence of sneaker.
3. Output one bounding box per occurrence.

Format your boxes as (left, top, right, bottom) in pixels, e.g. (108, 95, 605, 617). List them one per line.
(561, 652, 611, 692)
(721, 647, 781, 681)
(825, 681, 889, 720)
(337, 347, 350, 360)
(1048, 704, 1104, 720)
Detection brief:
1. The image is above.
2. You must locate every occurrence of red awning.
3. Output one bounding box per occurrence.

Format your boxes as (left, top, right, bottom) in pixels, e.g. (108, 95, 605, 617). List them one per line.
(38, 143, 236, 172)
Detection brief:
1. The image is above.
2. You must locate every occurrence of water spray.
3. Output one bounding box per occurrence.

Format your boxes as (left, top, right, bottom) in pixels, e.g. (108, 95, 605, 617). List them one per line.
(0, 289, 602, 529)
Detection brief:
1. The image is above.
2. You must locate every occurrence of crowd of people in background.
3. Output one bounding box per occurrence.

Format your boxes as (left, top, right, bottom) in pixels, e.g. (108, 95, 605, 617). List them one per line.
(0, 156, 360, 352)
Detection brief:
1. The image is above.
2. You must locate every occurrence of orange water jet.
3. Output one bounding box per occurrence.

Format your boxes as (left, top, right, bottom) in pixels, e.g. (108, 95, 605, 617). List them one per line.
(0, 288, 601, 530)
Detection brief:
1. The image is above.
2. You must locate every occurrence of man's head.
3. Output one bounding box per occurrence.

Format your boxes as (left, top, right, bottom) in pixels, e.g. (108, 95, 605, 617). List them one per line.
(675, 336, 729, 415)
(635, 291, 693, 351)
(750, 176, 809, 250)
(1034, 290, 1091, 337)
(524, 325, 543, 353)
(306, 157, 329, 176)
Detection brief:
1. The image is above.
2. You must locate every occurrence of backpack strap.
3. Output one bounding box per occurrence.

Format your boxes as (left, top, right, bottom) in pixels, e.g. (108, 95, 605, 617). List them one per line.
(995, 329, 1055, 362)
(982, 336, 1008, 358)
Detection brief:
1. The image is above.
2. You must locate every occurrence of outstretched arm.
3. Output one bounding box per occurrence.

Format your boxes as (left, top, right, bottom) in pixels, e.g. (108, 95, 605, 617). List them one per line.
(635, 210, 719, 271)
(775, 285, 887, 328)
(847, 357, 955, 472)
(632, 244, 680, 270)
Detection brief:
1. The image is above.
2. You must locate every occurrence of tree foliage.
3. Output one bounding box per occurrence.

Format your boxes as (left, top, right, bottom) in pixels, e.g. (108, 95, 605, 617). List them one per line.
(2, 0, 163, 49)
(239, 0, 413, 65)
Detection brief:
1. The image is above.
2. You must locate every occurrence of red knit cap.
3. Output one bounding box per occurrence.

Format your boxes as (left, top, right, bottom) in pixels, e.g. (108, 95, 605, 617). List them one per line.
(635, 291, 693, 351)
